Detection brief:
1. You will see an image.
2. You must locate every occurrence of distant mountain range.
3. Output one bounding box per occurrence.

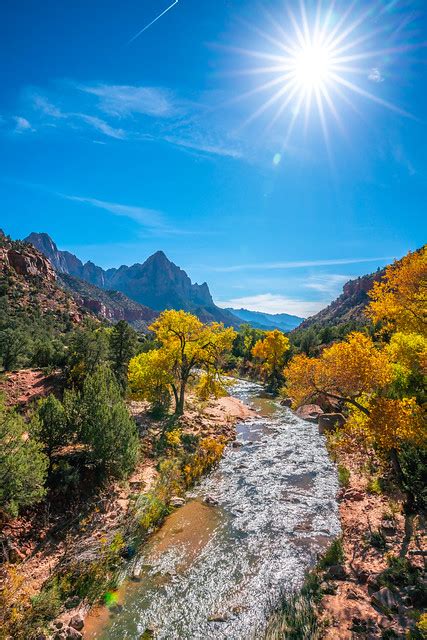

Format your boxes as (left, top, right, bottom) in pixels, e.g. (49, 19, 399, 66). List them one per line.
(3, 229, 391, 335)
(225, 308, 304, 331)
(14, 230, 392, 335)
(25, 232, 239, 327)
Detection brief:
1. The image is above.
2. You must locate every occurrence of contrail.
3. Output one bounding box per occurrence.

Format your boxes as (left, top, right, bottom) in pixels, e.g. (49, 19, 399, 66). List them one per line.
(128, 0, 179, 44)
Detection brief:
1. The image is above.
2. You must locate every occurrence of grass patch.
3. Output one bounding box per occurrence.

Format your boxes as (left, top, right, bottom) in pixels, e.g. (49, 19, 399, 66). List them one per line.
(367, 476, 383, 495)
(368, 529, 387, 550)
(263, 539, 346, 640)
(318, 538, 344, 570)
(264, 573, 324, 640)
(337, 464, 350, 488)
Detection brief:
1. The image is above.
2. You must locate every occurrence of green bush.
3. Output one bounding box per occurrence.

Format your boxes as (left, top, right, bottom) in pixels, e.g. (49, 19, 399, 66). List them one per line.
(0, 397, 48, 516)
(369, 530, 386, 550)
(398, 444, 427, 511)
(30, 582, 62, 621)
(367, 476, 383, 495)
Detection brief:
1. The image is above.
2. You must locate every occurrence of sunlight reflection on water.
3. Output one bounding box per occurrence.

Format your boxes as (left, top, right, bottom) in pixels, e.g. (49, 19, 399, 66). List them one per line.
(85, 380, 340, 639)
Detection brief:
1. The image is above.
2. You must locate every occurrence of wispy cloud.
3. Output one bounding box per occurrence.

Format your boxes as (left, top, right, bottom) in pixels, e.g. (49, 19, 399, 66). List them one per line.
(368, 67, 384, 83)
(77, 114, 126, 139)
(61, 193, 212, 236)
(63, 195, 165, 228)
(32, 94, 127, 139)
(80, 84, 178, 118)
(163, 135, 242, 158)
(20, 81, 246, 159)
(216, 293, 325, 318)
(210, 256, 390, 273)
(392, 144, 416, 176)
(303, 273, 349, 295)
(33, 95, 64, 118)
(13, 116, 34, 133)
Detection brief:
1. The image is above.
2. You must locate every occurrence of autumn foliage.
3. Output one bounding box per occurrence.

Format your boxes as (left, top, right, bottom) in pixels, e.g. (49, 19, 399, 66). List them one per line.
(129, 310, 236, 415)
(367, 245, 427, 334)
(252, 329, 290, 391)
(284, 246, 426, 473)
(285, 332, 393, 412)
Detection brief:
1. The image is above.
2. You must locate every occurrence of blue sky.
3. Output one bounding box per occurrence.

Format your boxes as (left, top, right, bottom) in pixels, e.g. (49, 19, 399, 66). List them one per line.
(1, 0, 426, 317)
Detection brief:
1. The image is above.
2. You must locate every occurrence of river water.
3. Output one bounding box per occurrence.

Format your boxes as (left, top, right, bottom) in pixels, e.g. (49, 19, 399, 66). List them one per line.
(85, 379, 340, 640)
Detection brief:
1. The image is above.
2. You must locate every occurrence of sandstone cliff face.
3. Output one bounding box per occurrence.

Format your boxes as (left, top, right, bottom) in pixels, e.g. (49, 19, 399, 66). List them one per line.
(25, 233, 106, 287)
(0, 237, 83, 322)
(1, 245, 57, 281)
(297, 270, 385, 329)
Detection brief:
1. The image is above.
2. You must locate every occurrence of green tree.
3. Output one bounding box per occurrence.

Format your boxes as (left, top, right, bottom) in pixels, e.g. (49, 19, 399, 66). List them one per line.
(0, 328, 28, 370)
(77, 366, 139, 478)
(67, 324, 109, 384)
(0, 398, 48, 516)
(31, 338, 55, 368)
(299, 326, 319, 356)
(109, 320, 137, 389)
(35, 394, 68, 459)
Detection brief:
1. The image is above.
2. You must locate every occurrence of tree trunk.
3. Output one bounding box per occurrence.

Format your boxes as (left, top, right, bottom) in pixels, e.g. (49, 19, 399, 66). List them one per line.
(175, 382, 186, 416)
(390, 448, 415, 513)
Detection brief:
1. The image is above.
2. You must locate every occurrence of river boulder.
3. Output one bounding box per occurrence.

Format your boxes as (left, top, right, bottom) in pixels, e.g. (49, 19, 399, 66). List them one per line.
(318, 413, 345, 434)
(295, 404, 324, 422)
(170, 496, 185, 507)
(280, 398, 293, 408)
(69, 613, 84, 632)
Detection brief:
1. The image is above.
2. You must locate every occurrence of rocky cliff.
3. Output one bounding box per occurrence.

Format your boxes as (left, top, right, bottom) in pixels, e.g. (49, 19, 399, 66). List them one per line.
(25, 232, 107, 287)
(0, 234, 83, 322)
(297, 269, 385, 329)
(59, 273, 157, 331)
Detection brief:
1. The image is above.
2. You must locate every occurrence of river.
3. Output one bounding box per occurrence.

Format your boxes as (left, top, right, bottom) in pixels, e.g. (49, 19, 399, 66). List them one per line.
(85, 379, 340, 639)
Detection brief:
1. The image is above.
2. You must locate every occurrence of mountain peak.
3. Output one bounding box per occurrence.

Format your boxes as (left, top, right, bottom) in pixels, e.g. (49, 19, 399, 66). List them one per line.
(25, 231, 58, 252)
(145, 250, 170, 265)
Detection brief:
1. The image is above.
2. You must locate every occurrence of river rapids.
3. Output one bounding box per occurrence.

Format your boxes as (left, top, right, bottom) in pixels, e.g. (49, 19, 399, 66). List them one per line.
(85, 379, 340, 639)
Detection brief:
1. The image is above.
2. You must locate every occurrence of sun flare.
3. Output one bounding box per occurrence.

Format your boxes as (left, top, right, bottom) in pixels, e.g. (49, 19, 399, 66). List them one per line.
(231, 1, 415, 148)
(293, 43, 332, 90)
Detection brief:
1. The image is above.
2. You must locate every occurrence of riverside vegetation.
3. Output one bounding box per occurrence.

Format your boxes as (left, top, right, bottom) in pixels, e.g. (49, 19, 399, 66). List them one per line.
(0, 300, 240, 639)
(0, 241, 425, 639)
(267, 246, 426, 639)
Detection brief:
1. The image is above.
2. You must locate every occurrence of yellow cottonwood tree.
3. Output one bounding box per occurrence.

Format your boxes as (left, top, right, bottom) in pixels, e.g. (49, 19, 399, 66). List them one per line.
(367, 246, 427, 334)
(252, 329, 290, 391)
(386, 331, 427, 375)
(347, 397, 425, 453)
(128, 348, 174, 411)
(129, 310, 236, 415)
(284, 332, 393, 414)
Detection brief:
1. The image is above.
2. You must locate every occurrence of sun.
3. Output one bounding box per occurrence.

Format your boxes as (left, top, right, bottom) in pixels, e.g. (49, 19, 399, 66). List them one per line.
(229, 0, 414, 148)
(292, 43, 332, 91)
